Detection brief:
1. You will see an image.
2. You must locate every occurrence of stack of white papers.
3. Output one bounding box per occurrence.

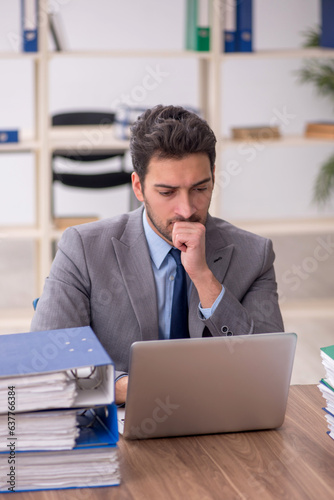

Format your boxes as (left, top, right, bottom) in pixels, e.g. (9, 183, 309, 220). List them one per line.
(318, 345, 334, 440)
(0, 447, 120, 491)
(0, 372, 77, 413)
(321, 347, 334, 386)
(0, 410, 79, 451)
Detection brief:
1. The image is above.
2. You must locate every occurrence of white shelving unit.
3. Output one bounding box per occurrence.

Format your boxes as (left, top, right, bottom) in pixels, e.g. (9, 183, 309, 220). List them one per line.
(0, 0, 333, 331)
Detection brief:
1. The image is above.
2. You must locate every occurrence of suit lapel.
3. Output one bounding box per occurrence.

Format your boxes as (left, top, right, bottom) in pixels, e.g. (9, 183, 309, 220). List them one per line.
(189, 214, 234, 338)
(112, 208, 159, 341)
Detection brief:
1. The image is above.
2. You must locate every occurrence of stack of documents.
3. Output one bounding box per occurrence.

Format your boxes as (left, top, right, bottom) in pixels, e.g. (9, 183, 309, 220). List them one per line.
(0, 326, 120, 492)
(3, 448, 119, 490)
(0, 372, 77, 413)
(0, 409, 79, 451)
(318, 345, 334, 440)
(0, 405, 120, 491)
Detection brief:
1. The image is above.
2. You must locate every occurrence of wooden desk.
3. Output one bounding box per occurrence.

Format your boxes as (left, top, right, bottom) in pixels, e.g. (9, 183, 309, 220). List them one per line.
(3, 385, 334, 499)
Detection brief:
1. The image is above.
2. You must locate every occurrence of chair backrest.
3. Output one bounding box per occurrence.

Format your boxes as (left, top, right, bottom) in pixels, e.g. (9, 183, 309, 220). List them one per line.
(52, 111, 131, 189)
(52, 111, 115, 127)
(32, 297, 39, 310)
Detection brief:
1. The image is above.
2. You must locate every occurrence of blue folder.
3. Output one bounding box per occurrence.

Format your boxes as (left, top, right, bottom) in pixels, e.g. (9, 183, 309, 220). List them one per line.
(21, 0, 38, 52)
(321, 0, 334, 48)
(2, 326, 111, 377)
(236, 0, 253, 52)
(0, 131, 19, 143)
(0, 326, 120, 492)
(1, 326, 115, 408)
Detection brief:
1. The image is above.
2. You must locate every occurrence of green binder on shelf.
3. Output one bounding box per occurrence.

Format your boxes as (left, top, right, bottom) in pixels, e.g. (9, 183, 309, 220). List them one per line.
(186, 0, 211, 52)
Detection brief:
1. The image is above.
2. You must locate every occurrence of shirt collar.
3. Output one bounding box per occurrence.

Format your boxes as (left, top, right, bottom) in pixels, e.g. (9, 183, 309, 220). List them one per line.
(143, 209, 172, 269)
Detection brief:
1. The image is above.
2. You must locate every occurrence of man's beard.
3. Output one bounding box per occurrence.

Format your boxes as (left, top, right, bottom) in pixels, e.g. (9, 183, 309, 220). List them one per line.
(144, 198, 207, 244)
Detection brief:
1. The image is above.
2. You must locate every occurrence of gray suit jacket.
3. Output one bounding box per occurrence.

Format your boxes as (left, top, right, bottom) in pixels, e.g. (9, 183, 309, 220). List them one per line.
(31, 207, 284, 377)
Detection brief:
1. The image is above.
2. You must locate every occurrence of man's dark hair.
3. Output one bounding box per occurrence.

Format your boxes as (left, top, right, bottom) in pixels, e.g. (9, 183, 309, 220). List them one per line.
(130, 104, 216, 184)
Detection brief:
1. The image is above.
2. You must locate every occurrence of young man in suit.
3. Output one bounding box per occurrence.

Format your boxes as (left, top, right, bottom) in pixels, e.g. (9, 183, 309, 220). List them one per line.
(31, 105, 284, 404)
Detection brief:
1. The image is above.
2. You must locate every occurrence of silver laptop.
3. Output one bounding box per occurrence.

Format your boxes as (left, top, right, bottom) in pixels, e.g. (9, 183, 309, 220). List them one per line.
(118, 332, 297, 440)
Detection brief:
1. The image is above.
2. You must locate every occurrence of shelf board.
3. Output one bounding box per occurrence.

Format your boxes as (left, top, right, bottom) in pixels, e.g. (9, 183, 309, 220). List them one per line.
(0, 227, 42, 240)
(222, 47, 334, 60)
(48, 49, 212, 60)
(0, 51, 41, 61)
(0, 140, 40, 152)
(47, 48, 334, 61)
(221, 134, 334, 149)
(49, 218, 334, 240)
(228, 218, 334, 236)
(49, 125, 129, 151)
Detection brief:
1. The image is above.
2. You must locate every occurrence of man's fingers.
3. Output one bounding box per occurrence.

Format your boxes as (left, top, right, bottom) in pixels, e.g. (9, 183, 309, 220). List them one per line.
(172, 222, 205, 250)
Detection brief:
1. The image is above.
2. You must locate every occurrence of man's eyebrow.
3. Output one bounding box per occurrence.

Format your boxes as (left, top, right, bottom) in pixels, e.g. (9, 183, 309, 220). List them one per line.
(154, 177, 212, 189)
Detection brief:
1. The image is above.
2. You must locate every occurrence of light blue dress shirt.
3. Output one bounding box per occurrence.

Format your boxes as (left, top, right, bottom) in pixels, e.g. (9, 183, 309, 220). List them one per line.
(142, 211, 224, 339)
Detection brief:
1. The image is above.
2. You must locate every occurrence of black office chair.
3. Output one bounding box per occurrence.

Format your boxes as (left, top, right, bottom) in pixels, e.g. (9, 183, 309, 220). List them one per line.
(52, 111, 136, 211)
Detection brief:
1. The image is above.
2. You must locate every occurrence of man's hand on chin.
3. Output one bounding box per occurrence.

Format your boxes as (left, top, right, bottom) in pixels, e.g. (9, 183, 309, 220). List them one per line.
(172, 221, 222, 309)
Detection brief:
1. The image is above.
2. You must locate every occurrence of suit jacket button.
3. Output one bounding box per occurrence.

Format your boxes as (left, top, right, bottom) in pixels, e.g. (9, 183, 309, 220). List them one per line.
(221, 326, 228, 335)
(227, 331, 233, 336)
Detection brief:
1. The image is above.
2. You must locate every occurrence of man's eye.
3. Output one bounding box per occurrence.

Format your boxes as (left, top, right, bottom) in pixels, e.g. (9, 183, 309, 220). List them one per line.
(159, 191, 173, 197)
(195, 187, 208, 192)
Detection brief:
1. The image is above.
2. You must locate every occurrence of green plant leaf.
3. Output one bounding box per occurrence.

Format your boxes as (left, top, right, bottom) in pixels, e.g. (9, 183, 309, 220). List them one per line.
(297, 26, 334, 206)
(301, 26, 320, 47)
(313, 154, 334, 205)
(297, 60, 334, 102)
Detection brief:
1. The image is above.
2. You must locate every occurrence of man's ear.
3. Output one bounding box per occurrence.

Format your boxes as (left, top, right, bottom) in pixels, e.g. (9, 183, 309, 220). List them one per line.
(131, 172, 144, 202)
(212, 165, 215, 186)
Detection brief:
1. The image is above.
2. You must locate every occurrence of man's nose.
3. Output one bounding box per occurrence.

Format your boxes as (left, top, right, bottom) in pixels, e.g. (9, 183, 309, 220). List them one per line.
(175, 193, 196, 220)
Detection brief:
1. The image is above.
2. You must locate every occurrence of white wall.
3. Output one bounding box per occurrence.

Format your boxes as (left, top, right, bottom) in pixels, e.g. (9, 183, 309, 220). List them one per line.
(0, 0, 333, 225)
(219, 0, 334, 222)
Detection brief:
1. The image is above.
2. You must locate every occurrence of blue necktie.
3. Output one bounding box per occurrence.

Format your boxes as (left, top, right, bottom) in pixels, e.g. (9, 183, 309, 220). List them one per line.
(169, 248, 189, 339)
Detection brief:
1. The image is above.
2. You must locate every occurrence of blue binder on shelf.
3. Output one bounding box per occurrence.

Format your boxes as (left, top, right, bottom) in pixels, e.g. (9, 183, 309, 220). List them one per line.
(320, 0, 334, 48)
(0, 326, 115, 409)
(21, 0, 38, 52)
(223, 0, 237, 52)
(0, 130, 19, 143)
(236, 0, 252, 52)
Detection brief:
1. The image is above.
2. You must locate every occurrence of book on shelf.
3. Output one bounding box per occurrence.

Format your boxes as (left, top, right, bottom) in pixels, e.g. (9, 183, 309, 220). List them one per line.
(21, 0, 38, 52)
(320, 0, 334, 49)
(305, 122, 334, 139)
(0, 131, 19, 144)
(53, 216, 99, 231)
(49, 13, 62, 51)
(231, 126, 280, 141)
(221, 0, 252, 53)
(318, 345, 334, 441)
(0, 326, 120, 492)
(185, 0, 211, 52)
(222, 0, 237, 53)
(48, 12, 68, 52)
(236, 0, 252, 52)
